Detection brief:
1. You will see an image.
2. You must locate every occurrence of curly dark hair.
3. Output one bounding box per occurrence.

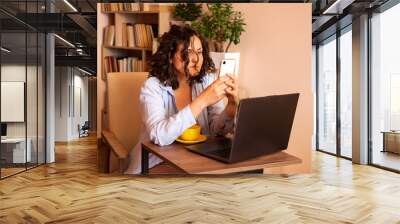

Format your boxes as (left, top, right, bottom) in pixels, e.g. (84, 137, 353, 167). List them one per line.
(148, 25, 215, 90)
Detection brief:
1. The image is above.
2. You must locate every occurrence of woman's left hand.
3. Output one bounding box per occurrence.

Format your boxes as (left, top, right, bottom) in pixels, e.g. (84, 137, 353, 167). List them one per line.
(224, 74, 239, 106)
(223, 74, 239, 118)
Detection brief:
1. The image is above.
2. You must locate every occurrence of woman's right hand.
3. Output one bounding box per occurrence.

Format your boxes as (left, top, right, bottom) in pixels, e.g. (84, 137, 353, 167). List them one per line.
(199, 76, 230, 106)
(189, 76, 229, 117)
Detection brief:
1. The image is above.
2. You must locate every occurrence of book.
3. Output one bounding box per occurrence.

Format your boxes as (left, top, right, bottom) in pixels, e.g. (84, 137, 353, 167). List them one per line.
(102, 3, 141, 13)
(127, 25, 135, 47)
(104, 56, 144, 73)
(121, 23, 128, 47)
(146, 25, 154, 49)
(142, 4, 158, 12)
(103, 25, 115, 46)
(106, 23, 154, 49)
(134, 24, 142, 48)
(141, 24, 148, 48)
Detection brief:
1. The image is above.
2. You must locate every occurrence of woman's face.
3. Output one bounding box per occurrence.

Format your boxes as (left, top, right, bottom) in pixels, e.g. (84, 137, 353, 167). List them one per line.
(172, 35, 203, 78)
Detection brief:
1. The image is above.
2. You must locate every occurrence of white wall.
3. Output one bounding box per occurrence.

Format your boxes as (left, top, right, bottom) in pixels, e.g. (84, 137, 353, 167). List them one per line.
(1, 65, 38, 137)
(55, 67, 89, 141)
(1, 65, 26, 139)
(55, 66, 69, 141)
(73, 73, 89, 137)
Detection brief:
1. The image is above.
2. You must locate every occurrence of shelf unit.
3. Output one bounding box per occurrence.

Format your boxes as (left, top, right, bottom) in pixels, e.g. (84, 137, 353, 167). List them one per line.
(97, 3, 172, 141)
(103, 45, 152, 51)
(102, 11, 161, 14)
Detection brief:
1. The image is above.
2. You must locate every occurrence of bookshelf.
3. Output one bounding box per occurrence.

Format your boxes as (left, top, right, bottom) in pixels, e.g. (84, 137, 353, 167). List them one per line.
(102, 11, 162, 14)
(97, 3, 173, 139)
(103, 45, 152, 51)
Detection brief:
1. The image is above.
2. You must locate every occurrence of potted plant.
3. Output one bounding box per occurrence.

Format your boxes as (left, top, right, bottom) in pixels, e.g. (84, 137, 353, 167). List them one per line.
(192, 3, 246, 53)
(171, 3, 202, 26)
(192, 3, 245, 77)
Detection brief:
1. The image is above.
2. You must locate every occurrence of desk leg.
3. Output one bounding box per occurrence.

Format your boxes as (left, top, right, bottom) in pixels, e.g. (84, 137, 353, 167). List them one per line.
(382, 133, 386, 152)
(141, 145, 149, 175)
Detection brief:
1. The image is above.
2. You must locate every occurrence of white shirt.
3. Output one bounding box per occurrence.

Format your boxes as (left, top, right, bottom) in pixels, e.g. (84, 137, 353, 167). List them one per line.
(125, 73, 234, 174)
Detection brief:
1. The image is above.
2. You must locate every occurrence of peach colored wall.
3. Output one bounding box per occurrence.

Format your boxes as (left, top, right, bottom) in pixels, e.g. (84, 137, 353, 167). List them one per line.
(97, 3, 313, 173)
(230, 3, 312, 173)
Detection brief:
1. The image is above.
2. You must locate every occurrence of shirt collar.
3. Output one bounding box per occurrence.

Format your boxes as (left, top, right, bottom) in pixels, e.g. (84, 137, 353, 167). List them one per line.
(159, 80, 199, 97)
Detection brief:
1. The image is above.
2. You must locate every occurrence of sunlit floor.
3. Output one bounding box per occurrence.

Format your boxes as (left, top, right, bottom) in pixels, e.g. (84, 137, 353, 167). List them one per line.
(0, 167, 25, 178)
(372, 150, 400, 171)
(0, 136, 400, 223)
(0, 162, 44, 179)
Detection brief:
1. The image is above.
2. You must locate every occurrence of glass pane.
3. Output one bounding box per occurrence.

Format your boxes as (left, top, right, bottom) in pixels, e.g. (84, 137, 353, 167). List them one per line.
(312, 45, 317, 151)
(318, 36, 337, 154)
(371, 3, 400, 171)
(340, 28, 352, 158)
(1, 31, 27, 177)
(0, 0, 46, 179)
(38, 32, 45, 165)
(27, 31, 38, 169)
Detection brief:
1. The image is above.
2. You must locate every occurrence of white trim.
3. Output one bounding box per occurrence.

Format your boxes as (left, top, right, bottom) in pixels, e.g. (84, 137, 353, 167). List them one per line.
(54, 34, 75, 48)
(323, 0, 355, 15)
(63, 0, 78, 12)
(0, 47, 11, 53)
(77, 67, 93, 76)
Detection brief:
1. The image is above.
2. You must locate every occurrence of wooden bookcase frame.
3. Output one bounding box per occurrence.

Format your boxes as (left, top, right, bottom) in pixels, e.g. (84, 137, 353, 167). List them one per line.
(97, 3, 172, 141)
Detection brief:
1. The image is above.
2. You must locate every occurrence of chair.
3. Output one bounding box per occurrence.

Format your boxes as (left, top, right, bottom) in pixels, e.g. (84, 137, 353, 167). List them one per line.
(79, 121, 90, 138)
(99, 72, 183, 174)
(100, 72, 147, 173)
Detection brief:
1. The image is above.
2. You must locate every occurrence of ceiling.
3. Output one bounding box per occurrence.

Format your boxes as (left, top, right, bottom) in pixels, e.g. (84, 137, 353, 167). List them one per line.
(311, 0, 390, 43)
(0, 0, 97, 74)
(0, 0, 395, 73)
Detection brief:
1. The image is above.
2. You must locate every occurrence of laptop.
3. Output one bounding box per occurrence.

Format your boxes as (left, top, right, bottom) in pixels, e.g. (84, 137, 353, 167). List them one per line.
(185, 93, 299, 163)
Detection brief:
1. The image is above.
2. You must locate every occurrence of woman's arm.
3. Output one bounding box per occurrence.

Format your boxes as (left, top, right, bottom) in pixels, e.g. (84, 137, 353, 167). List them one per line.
(207, 74, 239, 135)
(141, 76, 232, 145)
(141, 79, 197, 146)
(208, 100, 235, 136)
(222, 74, 239, 118)
(190, 76, 230, 117)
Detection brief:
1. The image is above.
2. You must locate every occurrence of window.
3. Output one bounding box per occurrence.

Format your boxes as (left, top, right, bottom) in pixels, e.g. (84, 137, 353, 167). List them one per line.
(0, 1, 47, 179)
(339, 27, 352, 158)
(390, 74, 400, 130)
(317, 35, 337, 154)
(370, 2, 400, 171)
(316, 26, 353, 159)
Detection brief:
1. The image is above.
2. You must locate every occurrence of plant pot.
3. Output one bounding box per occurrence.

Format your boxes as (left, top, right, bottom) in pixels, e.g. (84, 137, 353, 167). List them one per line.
(207, 40, 225, 52)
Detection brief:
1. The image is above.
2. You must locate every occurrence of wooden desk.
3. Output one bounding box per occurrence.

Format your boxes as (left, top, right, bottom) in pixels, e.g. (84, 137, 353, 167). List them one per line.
(382, 131, 400, 154)
(1, 138, 32, 164)
(141, 140, 301, 175)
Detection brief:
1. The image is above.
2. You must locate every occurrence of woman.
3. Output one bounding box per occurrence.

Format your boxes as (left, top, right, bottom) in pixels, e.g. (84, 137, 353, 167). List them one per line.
(125, 25, 239, 174)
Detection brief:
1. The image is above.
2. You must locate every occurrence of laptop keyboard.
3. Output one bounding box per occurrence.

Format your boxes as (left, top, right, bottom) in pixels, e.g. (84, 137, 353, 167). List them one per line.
(185, 138, 232, 159)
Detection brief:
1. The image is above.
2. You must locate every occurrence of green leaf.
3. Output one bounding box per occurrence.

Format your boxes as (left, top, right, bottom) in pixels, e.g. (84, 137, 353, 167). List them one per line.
(190, 3, 246, 52)
(173, 3, 202, 21)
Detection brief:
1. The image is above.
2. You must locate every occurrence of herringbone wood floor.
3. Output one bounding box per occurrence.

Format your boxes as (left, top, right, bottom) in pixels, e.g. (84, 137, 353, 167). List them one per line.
(1, 136, 400, 224)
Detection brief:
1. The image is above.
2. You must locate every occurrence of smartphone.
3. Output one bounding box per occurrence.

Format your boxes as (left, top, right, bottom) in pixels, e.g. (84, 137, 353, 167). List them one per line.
(219, 59, 236, 78)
